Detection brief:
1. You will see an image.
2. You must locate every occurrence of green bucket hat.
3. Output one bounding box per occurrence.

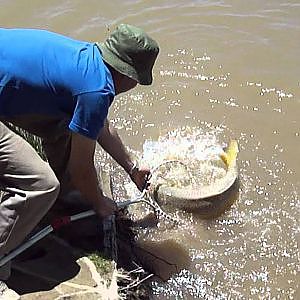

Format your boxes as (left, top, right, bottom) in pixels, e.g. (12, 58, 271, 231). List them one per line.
(98, 24, 159, 85)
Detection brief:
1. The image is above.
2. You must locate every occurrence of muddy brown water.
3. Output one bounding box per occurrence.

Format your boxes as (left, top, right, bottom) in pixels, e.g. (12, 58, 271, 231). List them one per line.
(1, 0, 299, 299)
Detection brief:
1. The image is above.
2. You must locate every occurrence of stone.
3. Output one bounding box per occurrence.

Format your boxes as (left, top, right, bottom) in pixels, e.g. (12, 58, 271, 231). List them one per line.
(6, 235, 114, 300)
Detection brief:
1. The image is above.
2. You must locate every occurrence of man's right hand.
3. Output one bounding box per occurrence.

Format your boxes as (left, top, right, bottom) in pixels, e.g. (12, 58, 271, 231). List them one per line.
(95, 196, 118, 218)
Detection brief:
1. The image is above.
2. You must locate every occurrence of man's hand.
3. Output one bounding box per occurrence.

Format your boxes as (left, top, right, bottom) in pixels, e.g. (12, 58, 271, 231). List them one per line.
(130, 165, 151, 191)
(94, 196, 118, 218)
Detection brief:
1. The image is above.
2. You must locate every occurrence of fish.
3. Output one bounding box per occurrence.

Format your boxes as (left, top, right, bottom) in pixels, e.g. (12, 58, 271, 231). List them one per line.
(220, 140, 239, 168)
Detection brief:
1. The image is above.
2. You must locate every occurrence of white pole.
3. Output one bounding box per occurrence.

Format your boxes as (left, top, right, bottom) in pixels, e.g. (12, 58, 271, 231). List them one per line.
(0, 194, 146, 267)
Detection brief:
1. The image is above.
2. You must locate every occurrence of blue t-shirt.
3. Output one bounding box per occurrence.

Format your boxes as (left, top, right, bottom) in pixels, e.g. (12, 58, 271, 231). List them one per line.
(0, 28, 115, 140)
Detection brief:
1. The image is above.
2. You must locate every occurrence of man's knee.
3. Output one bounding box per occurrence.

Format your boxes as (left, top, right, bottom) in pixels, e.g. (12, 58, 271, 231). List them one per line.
(46, 173, 60, 199)
(38, 165, 61, 203)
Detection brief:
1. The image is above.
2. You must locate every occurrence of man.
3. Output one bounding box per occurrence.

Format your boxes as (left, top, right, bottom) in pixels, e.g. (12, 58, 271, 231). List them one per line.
(0, 24, 159, 298)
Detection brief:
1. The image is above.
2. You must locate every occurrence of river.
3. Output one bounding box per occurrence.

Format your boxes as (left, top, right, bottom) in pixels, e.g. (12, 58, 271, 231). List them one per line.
(1, 0, 299, 299)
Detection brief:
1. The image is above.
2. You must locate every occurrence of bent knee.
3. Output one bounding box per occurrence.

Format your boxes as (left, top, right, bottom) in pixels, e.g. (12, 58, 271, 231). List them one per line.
(38, 165, 60, 198)
(46, 174, 60, 198)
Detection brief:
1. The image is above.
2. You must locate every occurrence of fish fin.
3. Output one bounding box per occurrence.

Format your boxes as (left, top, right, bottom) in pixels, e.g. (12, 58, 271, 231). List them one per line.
(220, 140, 239, 167)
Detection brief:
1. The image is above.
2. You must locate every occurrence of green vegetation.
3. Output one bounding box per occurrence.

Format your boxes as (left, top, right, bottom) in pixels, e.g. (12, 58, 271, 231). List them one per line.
(7, 123, 47, 160)
(87, 251, 113, 278)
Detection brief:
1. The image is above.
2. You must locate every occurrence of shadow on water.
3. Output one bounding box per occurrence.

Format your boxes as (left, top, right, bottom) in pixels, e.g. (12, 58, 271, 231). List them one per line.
(134, 239, 191, 282)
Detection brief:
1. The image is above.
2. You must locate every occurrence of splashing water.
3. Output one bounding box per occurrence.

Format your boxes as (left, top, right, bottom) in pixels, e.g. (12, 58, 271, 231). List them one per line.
(140, 127, 229, 189)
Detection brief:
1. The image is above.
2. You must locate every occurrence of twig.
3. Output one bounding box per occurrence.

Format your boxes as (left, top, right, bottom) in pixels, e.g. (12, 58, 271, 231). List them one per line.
(118, 273, 155, 292)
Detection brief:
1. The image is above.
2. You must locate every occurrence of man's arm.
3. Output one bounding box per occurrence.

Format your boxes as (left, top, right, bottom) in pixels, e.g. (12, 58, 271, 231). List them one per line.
(68, 132, 117, 217)
(97, 119, 150, 191)
(97, 119, 133, 174)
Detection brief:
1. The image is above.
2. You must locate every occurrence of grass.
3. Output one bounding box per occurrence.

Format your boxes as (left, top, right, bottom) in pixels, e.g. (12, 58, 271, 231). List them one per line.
(87, 251, 114, 279)
(7, 123, 47, 160)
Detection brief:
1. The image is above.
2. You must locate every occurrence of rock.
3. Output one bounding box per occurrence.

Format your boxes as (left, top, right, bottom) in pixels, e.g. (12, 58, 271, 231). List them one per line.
(6, 235, 115, 300)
